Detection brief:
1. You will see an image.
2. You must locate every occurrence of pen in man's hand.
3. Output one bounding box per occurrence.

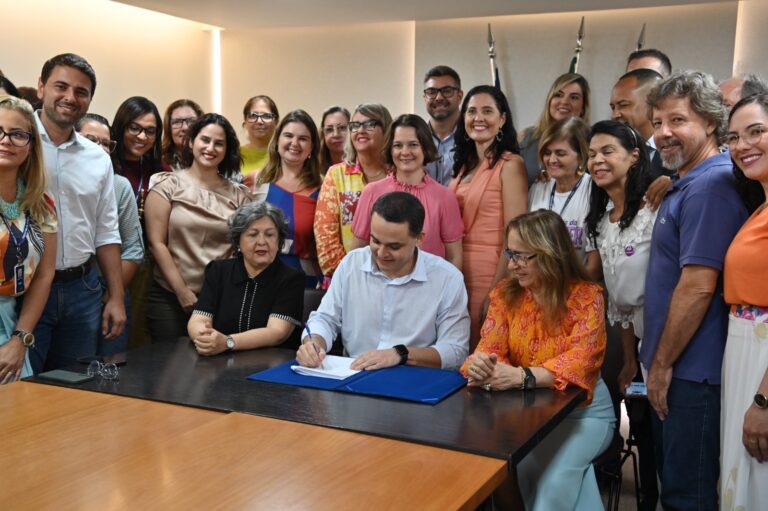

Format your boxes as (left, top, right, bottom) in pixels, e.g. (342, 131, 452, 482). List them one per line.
(304, 323, 324, 369)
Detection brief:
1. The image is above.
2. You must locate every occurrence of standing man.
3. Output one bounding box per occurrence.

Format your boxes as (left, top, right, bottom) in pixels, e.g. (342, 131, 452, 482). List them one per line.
(626, 49, 672, 78)
(422, 65, 463, 186)
(31, 53, 125, 372)
(642, 71, 747, 511)
(610, 68, 674, 207)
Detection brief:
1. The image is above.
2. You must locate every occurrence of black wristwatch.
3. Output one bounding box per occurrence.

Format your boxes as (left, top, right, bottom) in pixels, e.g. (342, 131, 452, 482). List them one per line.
(522, 367, 536, 390)
(755, 393, 768, 409)
(393, 344, 409, 365)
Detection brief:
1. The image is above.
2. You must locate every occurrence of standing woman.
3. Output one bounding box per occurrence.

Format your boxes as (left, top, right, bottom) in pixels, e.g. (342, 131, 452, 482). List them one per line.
(720, 93, 768, 510)
(161, 99, 203, 171)
(144, 114, 251, 342)
(318, 106, 350, 173)
(518, 73, 591, 186)
(254, 110, 323, 288)
(585, 120, 654, 389)
(528, 116, 601, 279)
(0, 96, 56, 382)
(314, 104, 392, 278)
(111, 96, 163, 216)
(351, 114, 463, 268)
(111, 97, 163, 347)
(450, 85, 528, 349)
(240, 95, 279, 188)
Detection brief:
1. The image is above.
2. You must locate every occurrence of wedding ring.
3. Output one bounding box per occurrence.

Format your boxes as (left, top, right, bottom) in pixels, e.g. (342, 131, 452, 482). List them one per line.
(749, 438, 758, 444)
(482, 384, 491, 392)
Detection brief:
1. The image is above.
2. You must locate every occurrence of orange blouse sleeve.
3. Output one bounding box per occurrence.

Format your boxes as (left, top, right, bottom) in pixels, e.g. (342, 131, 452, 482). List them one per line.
(540, 283, 606, 402)
(460, 284, 511, 377)
(314, 171, 345, 276)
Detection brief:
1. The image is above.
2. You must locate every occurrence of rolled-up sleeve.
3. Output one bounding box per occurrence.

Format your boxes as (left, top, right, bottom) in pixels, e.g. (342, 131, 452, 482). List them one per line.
(114, 175, 144, 263)
(94, 161, 121, 248)
(433, 272, 470, 370)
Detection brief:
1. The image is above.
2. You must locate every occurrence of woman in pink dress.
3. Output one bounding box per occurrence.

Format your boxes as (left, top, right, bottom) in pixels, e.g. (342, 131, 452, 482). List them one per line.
(450, 85, 528, 349)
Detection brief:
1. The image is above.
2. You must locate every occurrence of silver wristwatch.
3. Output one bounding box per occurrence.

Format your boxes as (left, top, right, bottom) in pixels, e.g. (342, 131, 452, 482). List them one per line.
(12, 329, 35, 348)
(225, 336, 236, 351)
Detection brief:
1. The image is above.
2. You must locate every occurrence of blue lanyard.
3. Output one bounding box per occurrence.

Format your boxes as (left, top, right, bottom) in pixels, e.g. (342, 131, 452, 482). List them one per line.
(548, 174, 585, 216)
(0, 210, 31, 264)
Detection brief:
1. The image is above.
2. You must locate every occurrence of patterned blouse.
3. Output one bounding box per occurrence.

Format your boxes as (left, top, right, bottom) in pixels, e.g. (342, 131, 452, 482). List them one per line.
(462, 280, 606, 402)
(0, 194, 57, 297)
(313, 161, 367, 276)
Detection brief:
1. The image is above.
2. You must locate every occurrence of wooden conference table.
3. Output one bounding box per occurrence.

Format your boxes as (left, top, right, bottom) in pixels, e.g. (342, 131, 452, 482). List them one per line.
(9, 340, 585, 509)
(2, 383, 506, 510)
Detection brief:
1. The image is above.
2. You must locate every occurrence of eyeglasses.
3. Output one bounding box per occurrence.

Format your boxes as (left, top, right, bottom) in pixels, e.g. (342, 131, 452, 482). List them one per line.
(246, 112, 277, 123)
(84, 134, 118, 153)
(349, 120, 380, 133)
(86, 360, 119, 381)
(504, 250, 538, 265)
(126, 122, 158, 139)
(423, 86, 460, 99)
(323, 124, 348, 136)
(725, 125, 767, 150)
(170, 116, 197, 129)
(0, 128, 33, 147)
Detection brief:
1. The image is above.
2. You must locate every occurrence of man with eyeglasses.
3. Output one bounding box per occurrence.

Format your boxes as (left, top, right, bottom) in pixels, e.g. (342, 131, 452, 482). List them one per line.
(641, 71, 747, 511)
(30, 53, 124, 373)
(422, 65, 463, 186)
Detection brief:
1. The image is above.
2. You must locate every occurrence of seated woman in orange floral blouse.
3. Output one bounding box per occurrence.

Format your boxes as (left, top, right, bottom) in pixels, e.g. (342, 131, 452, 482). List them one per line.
(462, 209, 615, 511)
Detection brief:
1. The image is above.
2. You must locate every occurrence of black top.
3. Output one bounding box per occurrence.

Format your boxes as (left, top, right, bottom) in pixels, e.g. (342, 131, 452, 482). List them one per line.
(194, 257, 304, 349)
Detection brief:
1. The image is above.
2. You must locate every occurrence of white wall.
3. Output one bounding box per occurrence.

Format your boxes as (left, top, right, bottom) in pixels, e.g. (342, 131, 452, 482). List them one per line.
(415, 2, 738, 129)
(1, 0, 212, 123)
(221, 22, 415, 144)
(732, 0, 768, 79)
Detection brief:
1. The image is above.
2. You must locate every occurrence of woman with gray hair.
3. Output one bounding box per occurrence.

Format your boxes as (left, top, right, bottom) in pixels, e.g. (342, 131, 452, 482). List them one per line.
(187, 201, 304, 354)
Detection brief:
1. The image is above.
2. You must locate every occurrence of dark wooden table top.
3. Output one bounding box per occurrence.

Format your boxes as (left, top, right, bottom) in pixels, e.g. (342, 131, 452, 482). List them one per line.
(28, 339, 585, 467)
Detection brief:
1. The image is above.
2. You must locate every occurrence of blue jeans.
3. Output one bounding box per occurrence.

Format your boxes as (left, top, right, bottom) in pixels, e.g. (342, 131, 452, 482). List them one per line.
(30, 268, 103, 373)
(652, 377, 720, 511)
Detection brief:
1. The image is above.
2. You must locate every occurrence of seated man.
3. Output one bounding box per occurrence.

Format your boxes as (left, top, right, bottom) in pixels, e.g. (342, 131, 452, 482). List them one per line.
(296, 191, 469, 371)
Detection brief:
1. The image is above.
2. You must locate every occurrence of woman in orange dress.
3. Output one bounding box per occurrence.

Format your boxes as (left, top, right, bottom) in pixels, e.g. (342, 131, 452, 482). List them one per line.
(450, 86, 528, 349)
(463, 210, 614, 510)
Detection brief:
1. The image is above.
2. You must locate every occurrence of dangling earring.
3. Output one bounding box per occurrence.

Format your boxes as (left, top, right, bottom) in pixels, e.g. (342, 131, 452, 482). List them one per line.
(495, 130, 503, 142)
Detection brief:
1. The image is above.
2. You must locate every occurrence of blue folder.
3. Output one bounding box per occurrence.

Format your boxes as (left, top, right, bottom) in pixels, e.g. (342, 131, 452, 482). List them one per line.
(247, 360, 466, 405)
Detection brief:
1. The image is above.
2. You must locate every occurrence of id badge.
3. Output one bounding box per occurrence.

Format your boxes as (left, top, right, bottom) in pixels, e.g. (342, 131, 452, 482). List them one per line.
(14, 264, 24, 294)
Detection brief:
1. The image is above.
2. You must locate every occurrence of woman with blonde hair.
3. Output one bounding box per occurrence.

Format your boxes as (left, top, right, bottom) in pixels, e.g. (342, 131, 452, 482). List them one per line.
(518, 73, 590, 185)
(314, 103, 392, 278)
(0, 96, 57, 382)
(463, 209, 614, 510)
(254, 110, 323, 287)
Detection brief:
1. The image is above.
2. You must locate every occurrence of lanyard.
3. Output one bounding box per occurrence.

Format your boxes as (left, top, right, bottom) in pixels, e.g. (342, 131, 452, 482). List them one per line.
(548, 174, 585, 216)
(0, 210, 31, 264)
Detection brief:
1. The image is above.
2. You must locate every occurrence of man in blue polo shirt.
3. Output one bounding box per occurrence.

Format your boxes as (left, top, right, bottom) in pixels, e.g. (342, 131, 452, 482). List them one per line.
(642, 71, 747, 511)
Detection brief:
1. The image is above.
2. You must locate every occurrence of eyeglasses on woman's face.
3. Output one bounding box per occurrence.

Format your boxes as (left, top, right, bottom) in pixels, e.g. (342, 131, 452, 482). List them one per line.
(503, 249, 537, 266)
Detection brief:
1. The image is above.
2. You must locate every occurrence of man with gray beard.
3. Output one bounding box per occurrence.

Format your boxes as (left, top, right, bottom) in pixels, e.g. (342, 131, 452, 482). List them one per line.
(641, 71, 747, 511)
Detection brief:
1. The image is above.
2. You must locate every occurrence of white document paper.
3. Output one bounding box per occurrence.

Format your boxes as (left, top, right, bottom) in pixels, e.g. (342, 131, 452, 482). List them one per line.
(291, 355, 360, 380)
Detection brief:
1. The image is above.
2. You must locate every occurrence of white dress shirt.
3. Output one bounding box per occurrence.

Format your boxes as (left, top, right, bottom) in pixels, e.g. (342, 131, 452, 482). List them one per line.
(35, 112, 120, 270)
(304, 247, 470, 370)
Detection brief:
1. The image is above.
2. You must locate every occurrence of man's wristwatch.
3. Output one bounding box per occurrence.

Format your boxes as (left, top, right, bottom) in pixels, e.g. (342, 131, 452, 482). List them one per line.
(12, 329, 35, 348)
(755, 393, 768, 409)
(393, 344, 409, 365)
(521, 367, 536, 390)
(225, 336, 236, 352)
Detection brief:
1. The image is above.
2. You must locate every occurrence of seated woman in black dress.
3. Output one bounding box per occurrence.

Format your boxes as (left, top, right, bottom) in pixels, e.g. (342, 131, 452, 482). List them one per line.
(187, 202, 305, 355)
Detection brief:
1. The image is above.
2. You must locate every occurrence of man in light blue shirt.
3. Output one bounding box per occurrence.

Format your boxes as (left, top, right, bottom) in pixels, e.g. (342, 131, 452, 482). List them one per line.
(297, 192, 469, 371)
(423, 66, 463, 186)
(30, 54, 125, 372)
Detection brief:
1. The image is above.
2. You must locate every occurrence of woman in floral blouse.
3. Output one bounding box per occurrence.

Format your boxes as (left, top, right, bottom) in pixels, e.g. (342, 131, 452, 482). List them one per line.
(463, 209, 615, 511)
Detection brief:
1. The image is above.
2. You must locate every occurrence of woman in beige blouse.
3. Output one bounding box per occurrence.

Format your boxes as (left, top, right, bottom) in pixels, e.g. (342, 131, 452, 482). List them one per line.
(144, 114, 251, 342)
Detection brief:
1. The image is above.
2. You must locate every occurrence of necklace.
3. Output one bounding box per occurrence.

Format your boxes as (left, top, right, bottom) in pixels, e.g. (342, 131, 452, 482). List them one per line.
(0, 178, 25, 219)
